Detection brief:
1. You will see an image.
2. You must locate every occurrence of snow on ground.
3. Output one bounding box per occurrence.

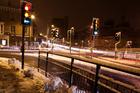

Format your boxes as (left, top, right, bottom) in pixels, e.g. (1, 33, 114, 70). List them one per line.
(0, 57, 86, 93)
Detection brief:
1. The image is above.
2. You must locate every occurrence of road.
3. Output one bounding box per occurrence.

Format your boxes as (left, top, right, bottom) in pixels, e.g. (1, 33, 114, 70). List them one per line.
(0, 50, 39, 66)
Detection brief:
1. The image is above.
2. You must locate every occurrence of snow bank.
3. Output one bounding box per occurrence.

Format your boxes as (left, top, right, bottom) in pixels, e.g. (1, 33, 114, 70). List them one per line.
(44, 76, 86, 93)
(8, 58, 21, 70)
(44, 77, 69, 92)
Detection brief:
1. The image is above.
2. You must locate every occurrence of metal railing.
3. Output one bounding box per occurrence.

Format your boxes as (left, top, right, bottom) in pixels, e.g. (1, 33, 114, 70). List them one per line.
(38, 50, 140, 93)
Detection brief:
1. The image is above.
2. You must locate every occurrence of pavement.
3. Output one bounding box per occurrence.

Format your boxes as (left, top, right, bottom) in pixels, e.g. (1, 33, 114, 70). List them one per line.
(0, 57, 48, 93)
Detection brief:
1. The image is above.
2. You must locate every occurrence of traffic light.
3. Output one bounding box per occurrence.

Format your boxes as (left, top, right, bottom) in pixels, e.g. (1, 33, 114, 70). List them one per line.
(55, 29, 59, 38)
(51, 29, 55, 37)
(115, 32, 121, 41)
(93, 19, 99, 35)
(20, 1, 32, 26)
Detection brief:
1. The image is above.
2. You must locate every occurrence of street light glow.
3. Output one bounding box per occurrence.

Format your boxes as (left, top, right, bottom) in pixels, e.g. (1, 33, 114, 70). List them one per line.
(51, 25, 54, 28)
(40, 33, 42, 36)
(91, 25, 93, 29)
(31, 15, 35, 19)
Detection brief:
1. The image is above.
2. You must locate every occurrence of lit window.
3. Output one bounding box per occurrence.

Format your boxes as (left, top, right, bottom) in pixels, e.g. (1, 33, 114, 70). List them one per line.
(2, 40, 6, 45)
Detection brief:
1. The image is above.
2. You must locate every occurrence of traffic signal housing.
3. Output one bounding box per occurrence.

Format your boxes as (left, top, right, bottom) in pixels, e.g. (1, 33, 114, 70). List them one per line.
(93, 19, 99, 35)
(115, 32, 121, 41)
(51, 29, 55, 37)
(55, 29, 59, 38)
(20, 1, 32, 26)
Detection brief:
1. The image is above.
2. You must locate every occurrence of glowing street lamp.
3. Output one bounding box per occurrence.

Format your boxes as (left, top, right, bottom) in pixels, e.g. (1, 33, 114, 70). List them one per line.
(40, 33, 42, 36)
(91, 25, 93, 29)
(31, 15, 34, 19)
(51, 25, 54, 28)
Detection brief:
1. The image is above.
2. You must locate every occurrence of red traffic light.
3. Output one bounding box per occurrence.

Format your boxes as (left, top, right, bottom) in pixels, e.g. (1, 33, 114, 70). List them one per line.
(95, 20, 100, 23)
(24, 5, 31, 11)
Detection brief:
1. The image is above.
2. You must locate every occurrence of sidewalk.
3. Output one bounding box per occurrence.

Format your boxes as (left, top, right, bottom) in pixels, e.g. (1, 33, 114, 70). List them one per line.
(0, 58, 49, 93)
(0, 57, 85, 93)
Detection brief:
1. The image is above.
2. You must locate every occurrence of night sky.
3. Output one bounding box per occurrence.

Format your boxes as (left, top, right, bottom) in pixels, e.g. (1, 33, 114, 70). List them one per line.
(0, 0, 140, 35)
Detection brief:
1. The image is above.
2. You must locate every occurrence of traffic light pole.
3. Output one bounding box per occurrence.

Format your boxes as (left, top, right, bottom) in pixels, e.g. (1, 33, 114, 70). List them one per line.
(22, 26, 25, 69)
(91, 35, 93, 59)
(115, 32, 121, 59)
(70, 30, 71, 55)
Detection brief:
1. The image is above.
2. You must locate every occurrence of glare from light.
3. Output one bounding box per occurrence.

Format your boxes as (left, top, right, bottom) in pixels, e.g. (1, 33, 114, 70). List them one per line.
(25, 5, 31, 11)
(31, 15, 35, 19)
(51, 25, 54, 28)
(40, 33, 42, 36)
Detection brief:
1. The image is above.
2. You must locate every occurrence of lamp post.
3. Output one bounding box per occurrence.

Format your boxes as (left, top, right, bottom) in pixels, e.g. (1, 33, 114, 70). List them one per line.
(90, 25, 93, 59)
(30, 14, 35, 49)
(51, 25, 54, 28)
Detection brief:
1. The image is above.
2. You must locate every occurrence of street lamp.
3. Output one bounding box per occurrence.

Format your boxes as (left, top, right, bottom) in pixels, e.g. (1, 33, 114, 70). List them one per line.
(29, 14, 35, 49)
(40, 33, 42, 36)
(51, 25, 54, 28)
(31, 15, 35, 19)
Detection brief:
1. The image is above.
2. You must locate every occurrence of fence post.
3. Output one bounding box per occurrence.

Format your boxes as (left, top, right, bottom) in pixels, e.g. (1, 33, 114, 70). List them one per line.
(94, 64, 101, 93)
(38, 51, 40, 72)
(70, 58, 74, 87)
(45, 53, 49, 77)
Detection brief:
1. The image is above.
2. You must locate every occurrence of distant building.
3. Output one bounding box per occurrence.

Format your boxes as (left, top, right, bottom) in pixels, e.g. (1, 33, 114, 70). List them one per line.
(50, 16, 68, 39)
(0, 1, 38, 47)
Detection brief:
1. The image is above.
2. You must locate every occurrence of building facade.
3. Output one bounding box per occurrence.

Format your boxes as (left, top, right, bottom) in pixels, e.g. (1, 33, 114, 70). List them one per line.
(0, 3, 35, 47)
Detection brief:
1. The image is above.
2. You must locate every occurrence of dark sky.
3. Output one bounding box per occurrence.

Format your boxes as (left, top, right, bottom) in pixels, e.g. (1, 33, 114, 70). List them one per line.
(0, 0, 140, 35)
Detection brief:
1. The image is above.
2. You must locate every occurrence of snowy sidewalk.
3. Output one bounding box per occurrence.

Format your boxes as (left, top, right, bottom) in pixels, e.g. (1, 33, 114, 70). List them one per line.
(0, 57, 50, 93)
(0, 57, 86, 93)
